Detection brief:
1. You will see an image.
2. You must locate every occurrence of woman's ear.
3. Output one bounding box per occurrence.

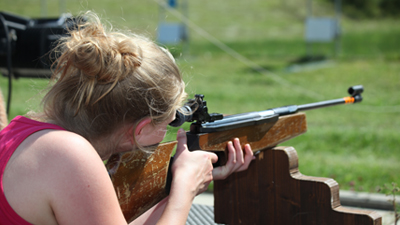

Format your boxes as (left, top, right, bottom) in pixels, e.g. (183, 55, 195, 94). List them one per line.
(134, 117, 153, 137)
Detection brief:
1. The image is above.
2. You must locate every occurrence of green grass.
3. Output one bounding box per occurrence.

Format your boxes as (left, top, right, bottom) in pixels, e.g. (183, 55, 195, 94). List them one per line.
(1, 0, 399, 193)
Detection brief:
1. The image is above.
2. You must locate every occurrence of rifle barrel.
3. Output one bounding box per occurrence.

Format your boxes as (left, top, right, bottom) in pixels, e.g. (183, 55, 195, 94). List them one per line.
(297, 97, 356, 112)
(272, 94, 362, 116)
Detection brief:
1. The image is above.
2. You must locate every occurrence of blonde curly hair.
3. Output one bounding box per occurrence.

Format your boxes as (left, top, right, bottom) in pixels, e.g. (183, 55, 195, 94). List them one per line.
(39, 11, 186, 153)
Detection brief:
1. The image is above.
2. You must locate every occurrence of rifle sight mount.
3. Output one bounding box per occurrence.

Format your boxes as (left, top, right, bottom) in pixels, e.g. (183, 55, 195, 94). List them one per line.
(169, 94, 223, 127)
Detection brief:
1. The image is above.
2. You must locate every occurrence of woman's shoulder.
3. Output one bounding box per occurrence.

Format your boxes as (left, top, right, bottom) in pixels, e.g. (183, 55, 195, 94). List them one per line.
(4, 129, 122, 224)
(31, 129, 125, 224)
(6, 128, 105, 194)
(24, 129, 106, 182)
(35, 129, 97, 157)
(30, 129, 107, 188)
(15, 129, 100, 165)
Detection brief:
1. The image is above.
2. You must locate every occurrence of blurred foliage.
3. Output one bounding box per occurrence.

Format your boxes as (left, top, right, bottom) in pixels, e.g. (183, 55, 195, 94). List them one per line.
(325, 0, 400, 18)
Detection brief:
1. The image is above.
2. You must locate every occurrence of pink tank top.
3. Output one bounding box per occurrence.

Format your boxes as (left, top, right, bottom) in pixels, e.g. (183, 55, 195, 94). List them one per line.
(0, 116, 65, 225)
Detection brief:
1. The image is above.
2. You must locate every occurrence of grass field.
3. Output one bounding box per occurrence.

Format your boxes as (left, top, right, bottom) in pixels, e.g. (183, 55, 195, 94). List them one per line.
(0, 0, 399, 193)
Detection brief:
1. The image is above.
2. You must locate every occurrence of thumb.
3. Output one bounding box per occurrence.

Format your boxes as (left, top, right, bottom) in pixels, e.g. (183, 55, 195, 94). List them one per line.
(209, 152, 218, 164)
(174, 128, 188, 156)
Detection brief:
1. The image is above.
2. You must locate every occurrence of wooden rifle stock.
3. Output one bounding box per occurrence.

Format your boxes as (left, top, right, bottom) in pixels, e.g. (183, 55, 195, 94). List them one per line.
(106, 141, 176, 222)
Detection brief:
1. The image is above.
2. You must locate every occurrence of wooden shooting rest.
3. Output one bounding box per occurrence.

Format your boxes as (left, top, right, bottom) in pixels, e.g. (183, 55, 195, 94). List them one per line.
(107, 113, 382, 224)
(213, 113, 382, 225)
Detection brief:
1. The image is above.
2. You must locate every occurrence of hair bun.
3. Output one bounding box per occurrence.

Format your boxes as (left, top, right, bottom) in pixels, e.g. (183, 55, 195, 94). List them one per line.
(66, 26, 145, 86)
(71, 37, 104, 80)
(118, 40, 142, 68)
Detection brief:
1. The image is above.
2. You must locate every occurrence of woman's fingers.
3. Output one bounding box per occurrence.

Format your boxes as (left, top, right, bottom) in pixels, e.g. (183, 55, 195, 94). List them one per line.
(213, 138, 255, 180)
(233, 138, 244, 164)
(174, 128, 188, 156)
(237, 143, 254, 172)
(227, 141, 236, 164)
(209, 152, 219, 165)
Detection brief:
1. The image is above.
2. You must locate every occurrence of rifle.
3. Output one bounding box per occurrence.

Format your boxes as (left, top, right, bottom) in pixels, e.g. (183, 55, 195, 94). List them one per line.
(105, 85, 364, 222)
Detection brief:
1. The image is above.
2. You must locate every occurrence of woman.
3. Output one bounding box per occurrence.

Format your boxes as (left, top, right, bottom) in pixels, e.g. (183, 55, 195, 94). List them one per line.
(0, 12, 253, 225)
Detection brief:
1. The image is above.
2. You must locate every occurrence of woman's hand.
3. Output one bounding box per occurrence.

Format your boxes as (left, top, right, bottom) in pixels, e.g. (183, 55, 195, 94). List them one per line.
(170, 130, 255, 197)
(212, 138, 255, 180)
(171, 128, 218, 196)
